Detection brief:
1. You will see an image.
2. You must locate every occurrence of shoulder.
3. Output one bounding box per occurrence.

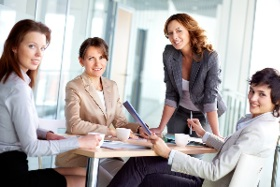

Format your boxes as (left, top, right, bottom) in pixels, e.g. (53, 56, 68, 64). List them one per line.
(66, 75, 83, 89)
(102, 77, 118, 90)
(163, 45, 177, 57)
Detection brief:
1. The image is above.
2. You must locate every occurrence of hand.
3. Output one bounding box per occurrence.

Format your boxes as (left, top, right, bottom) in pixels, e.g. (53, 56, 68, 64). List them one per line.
(107, 128, 117, 137)
(149, 133, 171, 159)
(129, 131, 139, 139)
(138, 126, 150, 139)
(150, 127, 163, 137)
(78, 134, 101, 149)
(187, 118, 206, 137)
(46, 132, 66, 140)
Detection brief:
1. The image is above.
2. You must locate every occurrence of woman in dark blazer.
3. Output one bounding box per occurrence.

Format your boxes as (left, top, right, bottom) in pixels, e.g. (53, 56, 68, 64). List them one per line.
(149, 13, 226, 137)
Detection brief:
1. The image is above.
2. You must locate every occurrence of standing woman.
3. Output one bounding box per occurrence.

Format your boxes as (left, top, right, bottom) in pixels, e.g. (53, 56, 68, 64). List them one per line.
(0, 19, 101, 187)
(150, 13, 226, 137)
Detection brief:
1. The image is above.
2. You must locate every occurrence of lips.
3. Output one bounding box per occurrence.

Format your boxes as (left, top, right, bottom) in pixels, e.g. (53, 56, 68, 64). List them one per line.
(93, 68, 102, 71)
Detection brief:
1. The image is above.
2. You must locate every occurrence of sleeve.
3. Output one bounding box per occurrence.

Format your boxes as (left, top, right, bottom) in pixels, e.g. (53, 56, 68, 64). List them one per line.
(109, 82, 139, 132)
(171, 124, 266, 181)
(202, 51, 222, 113)
(163, 46, 179, 108)
(7, 84, 79, 157)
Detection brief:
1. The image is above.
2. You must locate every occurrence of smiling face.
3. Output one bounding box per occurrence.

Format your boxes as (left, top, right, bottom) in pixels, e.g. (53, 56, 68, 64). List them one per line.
(79, 46, 107, 79)
(13, 31, 47, 72)
(248, 84, 275, 118)
(166, 20, 191, 51)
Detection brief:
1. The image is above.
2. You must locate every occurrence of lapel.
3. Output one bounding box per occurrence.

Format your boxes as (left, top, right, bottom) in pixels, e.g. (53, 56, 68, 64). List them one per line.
(170, 49, 183, 95)
(189, 53, 202, 90)
(81, 73, 107, 119)
(102, 77, 113, 120)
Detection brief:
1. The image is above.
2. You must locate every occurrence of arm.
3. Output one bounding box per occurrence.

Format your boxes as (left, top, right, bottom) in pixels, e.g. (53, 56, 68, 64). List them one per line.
(206, 110, 220, 136)
(150, 105, 176, 135)
(200, 51, 223, 136)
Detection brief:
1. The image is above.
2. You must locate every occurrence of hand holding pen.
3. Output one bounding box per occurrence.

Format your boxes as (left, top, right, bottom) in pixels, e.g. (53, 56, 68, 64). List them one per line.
(187, 117, 206, 138)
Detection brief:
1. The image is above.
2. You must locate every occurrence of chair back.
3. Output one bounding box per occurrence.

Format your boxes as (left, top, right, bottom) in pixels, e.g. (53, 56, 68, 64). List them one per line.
(37, 118, 66, 168)
(229, 153, 265, 187)
(38, 118, 66, 134)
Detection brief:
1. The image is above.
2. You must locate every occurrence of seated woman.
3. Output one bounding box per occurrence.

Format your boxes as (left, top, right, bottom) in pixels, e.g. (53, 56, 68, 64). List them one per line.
(0, 19, 101, 187)
(107, 67, 280, 187)
(55, 37, 140, 187)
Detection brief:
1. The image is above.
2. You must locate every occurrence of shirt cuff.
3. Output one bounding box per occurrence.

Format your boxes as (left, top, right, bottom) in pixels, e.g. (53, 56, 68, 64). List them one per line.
(202, 132, 210, 142)
(168, 149, 177, 165)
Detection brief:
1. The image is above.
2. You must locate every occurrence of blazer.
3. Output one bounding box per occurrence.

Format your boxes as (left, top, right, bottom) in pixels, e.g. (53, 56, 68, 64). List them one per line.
(163, 45, 226, 117)
(55, 72, 138, 167)
(171, 112, 279, 187)
(64, 72, 139, 135)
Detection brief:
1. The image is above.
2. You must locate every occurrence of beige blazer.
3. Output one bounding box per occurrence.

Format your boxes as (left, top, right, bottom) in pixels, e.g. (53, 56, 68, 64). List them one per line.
(171, 113, 279, 187)
(56, 73, 138, 167)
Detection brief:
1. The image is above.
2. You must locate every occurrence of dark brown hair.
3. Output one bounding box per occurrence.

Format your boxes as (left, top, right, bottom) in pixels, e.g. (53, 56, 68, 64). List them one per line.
(0, 19, 51, 88)
(249, 68, 280, 117)
(79, 37, 108, 60)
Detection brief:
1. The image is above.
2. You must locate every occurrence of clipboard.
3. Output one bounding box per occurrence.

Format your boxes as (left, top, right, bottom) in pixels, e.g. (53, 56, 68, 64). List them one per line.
(123, 101, 152, 136)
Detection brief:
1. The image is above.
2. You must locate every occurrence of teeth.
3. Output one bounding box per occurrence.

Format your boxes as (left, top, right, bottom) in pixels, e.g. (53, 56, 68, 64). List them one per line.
(94, 68, 102, 71)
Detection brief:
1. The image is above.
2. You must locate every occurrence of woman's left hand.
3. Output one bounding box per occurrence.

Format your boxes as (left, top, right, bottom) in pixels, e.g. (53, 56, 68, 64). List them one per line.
(149, 133, 171, 159)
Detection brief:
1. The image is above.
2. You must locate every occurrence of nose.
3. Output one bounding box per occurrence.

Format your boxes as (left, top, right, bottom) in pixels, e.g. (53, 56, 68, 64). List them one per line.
(249, 93, 258, 101)
(35, 49, 42, 57)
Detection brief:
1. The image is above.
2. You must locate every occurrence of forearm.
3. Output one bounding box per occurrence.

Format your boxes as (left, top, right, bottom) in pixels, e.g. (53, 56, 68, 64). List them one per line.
(158, 105, 176, 131)
(206, 111, 220, 136)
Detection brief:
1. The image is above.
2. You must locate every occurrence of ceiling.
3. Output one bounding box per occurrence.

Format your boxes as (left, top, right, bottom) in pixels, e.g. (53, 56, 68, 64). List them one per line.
(117, 0, 223, 17)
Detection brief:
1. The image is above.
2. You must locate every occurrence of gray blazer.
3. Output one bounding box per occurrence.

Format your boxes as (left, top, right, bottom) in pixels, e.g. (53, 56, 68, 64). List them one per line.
(163, 45, 226, 116)
(171, 112, 279, 187)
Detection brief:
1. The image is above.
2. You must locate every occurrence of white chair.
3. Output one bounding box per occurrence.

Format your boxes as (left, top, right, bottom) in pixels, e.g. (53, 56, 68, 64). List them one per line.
(38, 118, 66, 169)
(229, 153, 265, 187)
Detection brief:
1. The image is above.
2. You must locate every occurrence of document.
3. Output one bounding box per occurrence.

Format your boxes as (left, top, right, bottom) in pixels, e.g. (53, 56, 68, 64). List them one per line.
(123, 101, 152, 136)
(101, 141, 150, 150)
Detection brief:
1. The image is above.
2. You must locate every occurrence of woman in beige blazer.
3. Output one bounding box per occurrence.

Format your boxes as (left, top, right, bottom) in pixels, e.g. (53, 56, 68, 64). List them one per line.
(108, 68, 280, 187)
(55, 37, 140, 187)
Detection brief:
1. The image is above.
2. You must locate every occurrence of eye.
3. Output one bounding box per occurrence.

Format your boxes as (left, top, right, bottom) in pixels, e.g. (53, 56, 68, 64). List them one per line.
(259, 93, 266, 97)
(176, 29, 183, 33)
(28, 44, 36, 49)
(41, 47, 46, 51)
(88, 57, 94, 61)
(99, 56, 105, 60)
(166, 31, 173, 38)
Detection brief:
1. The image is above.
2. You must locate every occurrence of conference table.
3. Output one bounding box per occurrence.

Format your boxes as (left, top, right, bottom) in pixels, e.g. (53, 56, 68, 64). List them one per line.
(73, 138, 216, 187)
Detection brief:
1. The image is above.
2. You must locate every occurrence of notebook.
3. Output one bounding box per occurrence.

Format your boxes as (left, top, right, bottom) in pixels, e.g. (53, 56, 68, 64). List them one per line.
(123, 101, 152, 136)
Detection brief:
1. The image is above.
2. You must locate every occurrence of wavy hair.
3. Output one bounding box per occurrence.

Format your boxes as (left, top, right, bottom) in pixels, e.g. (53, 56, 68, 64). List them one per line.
(164, 13, 213, 59)
(0, 19, 51, 88)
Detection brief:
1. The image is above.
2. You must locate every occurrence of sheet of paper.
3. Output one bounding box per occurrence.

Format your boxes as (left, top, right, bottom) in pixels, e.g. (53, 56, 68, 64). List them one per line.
(101, 141, 150, 150)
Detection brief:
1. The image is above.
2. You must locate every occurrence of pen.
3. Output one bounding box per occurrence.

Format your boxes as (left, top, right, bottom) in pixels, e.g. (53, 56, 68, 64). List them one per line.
(190, 111, 193, 135)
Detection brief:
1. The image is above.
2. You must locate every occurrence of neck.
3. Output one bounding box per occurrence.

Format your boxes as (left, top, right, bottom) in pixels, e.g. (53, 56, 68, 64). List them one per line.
(86, 74, 103, 91)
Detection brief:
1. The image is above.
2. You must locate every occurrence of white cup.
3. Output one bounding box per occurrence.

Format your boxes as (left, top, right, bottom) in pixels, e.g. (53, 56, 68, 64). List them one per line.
(175, 133, 190, 147)
(116, 128, 130, 141)
(88, 132, 105, 148)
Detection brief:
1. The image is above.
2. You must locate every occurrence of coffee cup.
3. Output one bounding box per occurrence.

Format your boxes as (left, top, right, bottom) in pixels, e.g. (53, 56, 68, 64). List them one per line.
(116, 128, 130, 141)
(175, 133, 190, 147)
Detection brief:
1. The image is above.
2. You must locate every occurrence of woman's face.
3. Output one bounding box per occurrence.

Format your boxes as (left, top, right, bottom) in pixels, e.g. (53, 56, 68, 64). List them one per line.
(79, 46, 107, 78)
(248, 84, 275, 118)
(166, 20, 191, 51)
(13, 31, 47, 72)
